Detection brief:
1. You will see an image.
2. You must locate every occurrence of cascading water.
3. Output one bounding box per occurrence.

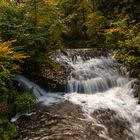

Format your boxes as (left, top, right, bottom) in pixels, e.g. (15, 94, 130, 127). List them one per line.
(59, 54, 140, 140)
(16, 53, 140, 140)
(13, 75, 63, 105)
(66, 56, 130, 94)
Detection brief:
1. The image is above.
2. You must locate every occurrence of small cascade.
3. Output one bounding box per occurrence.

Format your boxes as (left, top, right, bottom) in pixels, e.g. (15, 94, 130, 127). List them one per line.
(13, 75, 46, 98)
(13, 75, 63, 105)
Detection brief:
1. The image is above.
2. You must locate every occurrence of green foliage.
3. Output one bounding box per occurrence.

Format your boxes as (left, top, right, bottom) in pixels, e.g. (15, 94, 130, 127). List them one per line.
(0, 117, 17, 140)
(0, 40, 29, 72)
(59, 0, 91, 42)
(105, 16, 140, 77)
(0, 40, 29, 114)
(85, 12, 106, 45)
(114, 50, 140, 68)
(0, 40, 32, 140)
(113, 31, 140, 77)
(0, 0, 69, 72)
(0, 1, 23, 41)
(12, 93, 36, 114)
(45, 57, 61, 72)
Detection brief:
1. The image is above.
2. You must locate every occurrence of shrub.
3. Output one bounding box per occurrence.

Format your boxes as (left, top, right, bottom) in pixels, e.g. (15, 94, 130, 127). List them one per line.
(12, 93, 36, 114)
(0, 117, 17, 140)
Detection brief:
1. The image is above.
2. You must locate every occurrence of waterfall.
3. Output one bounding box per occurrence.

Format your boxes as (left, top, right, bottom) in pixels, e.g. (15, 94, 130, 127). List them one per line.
(58, 54, 140, 139)
(13, 75, 63, 106)
(67, 56, 131, 94)
(15, 54, 140, 139)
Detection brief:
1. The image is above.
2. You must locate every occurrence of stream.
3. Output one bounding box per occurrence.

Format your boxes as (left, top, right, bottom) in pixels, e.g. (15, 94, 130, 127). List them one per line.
(15, 54, 140, 140)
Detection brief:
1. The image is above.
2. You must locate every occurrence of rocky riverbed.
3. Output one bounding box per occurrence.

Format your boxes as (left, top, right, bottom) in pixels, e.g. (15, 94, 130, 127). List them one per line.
(16, 101, 134, 140)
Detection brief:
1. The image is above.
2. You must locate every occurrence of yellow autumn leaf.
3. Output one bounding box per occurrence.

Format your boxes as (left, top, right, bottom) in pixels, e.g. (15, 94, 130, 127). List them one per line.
(105, 28, 124, 34)
(0, 40, 30, 72)
(0, 40, 30, 60)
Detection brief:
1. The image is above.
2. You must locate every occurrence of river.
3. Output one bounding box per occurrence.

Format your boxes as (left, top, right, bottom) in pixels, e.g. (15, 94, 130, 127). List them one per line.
(15, 53, 140, 140)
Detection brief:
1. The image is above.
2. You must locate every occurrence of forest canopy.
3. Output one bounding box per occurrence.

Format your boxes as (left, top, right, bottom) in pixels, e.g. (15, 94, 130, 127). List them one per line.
(0, 0, 140, 139)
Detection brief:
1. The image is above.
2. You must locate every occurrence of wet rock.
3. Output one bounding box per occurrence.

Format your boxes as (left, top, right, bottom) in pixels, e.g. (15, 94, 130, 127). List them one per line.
(92, 109, 134, 140)
(17, 102, 135, 140)
(17, 102, 87, 140)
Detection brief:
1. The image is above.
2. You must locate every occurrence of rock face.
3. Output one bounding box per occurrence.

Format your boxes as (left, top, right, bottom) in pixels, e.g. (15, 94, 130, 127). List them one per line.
(17, 101, 134, 140)
(40, 65, 68, 92)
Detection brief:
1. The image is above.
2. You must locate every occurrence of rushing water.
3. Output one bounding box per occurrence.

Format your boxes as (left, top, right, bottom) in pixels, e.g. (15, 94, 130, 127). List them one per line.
(13, 75, 63, 105)
(15, 54, 140, 140)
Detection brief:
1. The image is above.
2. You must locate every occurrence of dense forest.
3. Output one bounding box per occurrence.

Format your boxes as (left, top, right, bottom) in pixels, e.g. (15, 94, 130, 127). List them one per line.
(0, 0, 140, 139)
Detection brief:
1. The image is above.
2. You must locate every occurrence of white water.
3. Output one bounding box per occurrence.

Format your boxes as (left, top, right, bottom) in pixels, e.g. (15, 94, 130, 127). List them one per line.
(14, 54, 140, 139)
(13, 75, 63, 106)
(59, 54, 140, 139)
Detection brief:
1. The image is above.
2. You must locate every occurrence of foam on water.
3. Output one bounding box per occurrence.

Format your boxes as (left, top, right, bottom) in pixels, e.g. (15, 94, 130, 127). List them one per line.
(58, 54, 140, 139)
